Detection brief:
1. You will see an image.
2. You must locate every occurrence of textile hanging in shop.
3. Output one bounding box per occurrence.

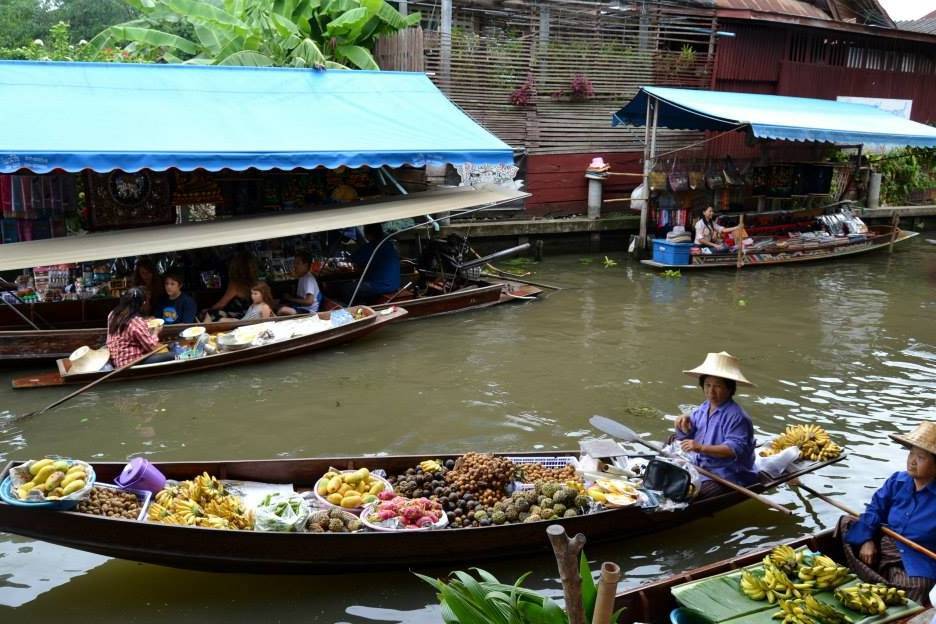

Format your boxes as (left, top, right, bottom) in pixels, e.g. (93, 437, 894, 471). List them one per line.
(85, 171, 174, 230)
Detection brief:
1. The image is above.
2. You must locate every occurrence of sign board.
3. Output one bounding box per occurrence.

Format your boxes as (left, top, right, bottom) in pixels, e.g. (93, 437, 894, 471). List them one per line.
(836, 96, 913, 120)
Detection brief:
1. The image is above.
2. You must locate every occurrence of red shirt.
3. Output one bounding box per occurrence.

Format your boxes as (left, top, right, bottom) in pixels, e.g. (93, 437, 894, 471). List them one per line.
(106, 315, 159, 368)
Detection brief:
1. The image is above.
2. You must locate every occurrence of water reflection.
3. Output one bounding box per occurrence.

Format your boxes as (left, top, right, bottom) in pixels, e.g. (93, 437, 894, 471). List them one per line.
(0, 238, 934, 621)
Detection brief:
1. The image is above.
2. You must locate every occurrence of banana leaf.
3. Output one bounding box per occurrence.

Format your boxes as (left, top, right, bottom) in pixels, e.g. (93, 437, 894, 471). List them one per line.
(218, 50, 274, 66)
(336, 44, 377, 69)
(94, 26, 199, 54)
(160, 0, 251, 35)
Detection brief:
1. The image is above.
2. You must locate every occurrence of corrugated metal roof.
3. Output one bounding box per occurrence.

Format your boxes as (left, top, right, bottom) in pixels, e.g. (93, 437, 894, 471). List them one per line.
(714, 0, 832, 20)
(898, 17, 936, 35)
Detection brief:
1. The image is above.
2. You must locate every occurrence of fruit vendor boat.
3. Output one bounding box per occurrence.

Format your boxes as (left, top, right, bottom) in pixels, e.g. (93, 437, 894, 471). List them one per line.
(613, 529, 932, 623)
(0, 277, 538, 362)
(0, 452, 840, 574)
(10, 306, 406, 389)
(642, 223, 918, 270)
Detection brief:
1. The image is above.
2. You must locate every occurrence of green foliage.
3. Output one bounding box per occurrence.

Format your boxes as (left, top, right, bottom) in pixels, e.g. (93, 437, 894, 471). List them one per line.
(0, 0, 138, 49)
(0, 21, 149, 62)
(88, 0, 421, 69)
(661, 269, 681, 279)
(871, 147, 936, 205)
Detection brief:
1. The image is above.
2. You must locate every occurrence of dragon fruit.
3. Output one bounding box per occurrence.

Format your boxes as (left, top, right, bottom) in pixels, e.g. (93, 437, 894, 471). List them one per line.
(416, 516, 434, 528)
(377, 490, 395, 501)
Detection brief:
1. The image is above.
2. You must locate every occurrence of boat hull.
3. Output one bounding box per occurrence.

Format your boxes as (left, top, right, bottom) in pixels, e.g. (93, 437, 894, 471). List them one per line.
(0, 453, 838, 574)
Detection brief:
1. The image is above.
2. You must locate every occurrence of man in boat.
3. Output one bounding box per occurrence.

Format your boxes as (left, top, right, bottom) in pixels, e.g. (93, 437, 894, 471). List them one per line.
(277, 252, 321, 316)
(152, 273, 197, 325)
(336, 223, 401, 305)
(674, 352, 758, 498)
(695, 206, 742, 252)
(839, 421, 936, 605)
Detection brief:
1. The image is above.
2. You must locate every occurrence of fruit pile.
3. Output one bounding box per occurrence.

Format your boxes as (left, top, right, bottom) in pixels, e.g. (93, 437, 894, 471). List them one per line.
(760, 425, 842, 462)
(835, 584, 905, 615)
(503, 481, 590, 524)
(445, 453, 516, 507)
(76, 487, 142, 520)
(772, 594, 850, 624)
(366, 494, 444, 529)
(389, 460, 454, 500)
(586, 478, 642, 507)
(147, 472, 253, 530)
(515, 462, 578, 484)
(740, 546, 853, 603)
(14, 459, 91, 501)
(306, 508, 363, 533)
(796, 553, 851, 589)
(316, 467, 387, 509)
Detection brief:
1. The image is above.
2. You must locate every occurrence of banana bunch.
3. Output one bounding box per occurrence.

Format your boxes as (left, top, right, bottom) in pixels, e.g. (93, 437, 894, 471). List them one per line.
(15, 459, 89, 500)
(760, 424, 842, 461)
(855, 583, 907, 606)
(740, 561, 813, 604)
(835, 585, 888, 615)
(768, 545, 802, 577)
(740, 569, 771, 601)
(419, 459, 443, 473)
(797, 554, 852, 589)
(772, 595, 852, 624)
(148, 472, 253, 530)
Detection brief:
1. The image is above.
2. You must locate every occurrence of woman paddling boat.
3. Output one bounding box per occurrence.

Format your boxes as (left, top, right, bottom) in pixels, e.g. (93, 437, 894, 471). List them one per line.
(674, 351, 758, 499)
(839, 421, 936, 605)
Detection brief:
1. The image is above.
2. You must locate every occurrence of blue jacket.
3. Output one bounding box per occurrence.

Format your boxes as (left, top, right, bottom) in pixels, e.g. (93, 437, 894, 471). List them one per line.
(351, 241, 400, 294)
(674, 399, 758, 486)
(846, 471, 936, 579)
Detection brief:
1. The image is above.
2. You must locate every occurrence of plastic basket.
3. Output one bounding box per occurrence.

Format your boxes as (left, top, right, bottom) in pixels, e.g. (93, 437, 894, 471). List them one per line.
(0, 461, 96, 510)
(508, 456, 577, 492)
(313, 471, 393, 514)
(359, 502, 448, 532)
(78, 483, 152, 522)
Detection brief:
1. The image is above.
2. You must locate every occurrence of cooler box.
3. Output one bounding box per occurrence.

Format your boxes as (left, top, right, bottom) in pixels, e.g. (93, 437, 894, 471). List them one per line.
(652, 240, 694, 265)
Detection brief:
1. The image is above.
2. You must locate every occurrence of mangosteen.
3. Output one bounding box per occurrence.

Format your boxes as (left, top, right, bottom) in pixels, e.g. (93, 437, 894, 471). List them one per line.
(448, 493, 458, 503)
(445, 459, 455, 469)
(415, 474, 425, 484)
(406, 468, 416, 475)
(453, 509, 463, 518)
(413, 489, 424, 498)
(480, 519, 492, 527)
(466, 500, 477, 510)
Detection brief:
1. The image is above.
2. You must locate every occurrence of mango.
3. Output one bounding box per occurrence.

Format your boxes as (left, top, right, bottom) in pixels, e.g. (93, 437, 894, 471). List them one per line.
(52, 460, 69, 472)
(316, 480, 329, 496)
(326, 493, 343, 505)
(66, 465, 86, 476)
(44, 471, 65, 488)
(28, 458, 53, 476)
(326, 476, 342, 494)
(61, 471, 85, 487)
(368, 481, 384, 495)
(62, 480, 85, 496)
(32, 465, 56, 485)
(340, 495, 362, 509)
(362, 494, 377, 504)
(587, 488, 607, 503)
(344, 468, 368, 484)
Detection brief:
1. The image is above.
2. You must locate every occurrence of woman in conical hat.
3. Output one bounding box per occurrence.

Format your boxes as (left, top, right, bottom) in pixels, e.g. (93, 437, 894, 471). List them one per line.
(674, 352, 758, 498)
(839, 422, 936, 605)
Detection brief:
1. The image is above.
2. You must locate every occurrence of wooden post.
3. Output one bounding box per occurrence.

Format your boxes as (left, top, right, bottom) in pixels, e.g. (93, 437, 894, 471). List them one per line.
(591, 562, 622, 624)
(440, 0, 452, 89)
(547, 524, 587, 624)
(399, 0, 408, 16)
(888, 212, 900, 253)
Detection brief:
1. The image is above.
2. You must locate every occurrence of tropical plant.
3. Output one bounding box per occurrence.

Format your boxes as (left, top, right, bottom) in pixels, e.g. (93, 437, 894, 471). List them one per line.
(417, 554, 622, 623)
(552, 74, 594, 102)
(509, 72, 536, 107)
(88, 0, 421, 69)
(871, 147, 936, 205)
(0, 21, 148, 62)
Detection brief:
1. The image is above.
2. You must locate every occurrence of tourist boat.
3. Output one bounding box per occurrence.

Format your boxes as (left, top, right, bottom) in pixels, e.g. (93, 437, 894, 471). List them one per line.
(642, 224, 918, 270)
(0, 278, 539, 362)
(10, 306, 406, 389)
(613, 529, 932, 623)
(0, 451, 839, 573)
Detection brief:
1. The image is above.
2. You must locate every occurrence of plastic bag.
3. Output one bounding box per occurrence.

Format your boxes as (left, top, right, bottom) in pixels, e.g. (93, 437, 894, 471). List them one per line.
(330, 309, 354, 327)
(253, 492, 310, 532)
(754, 445, 800, 478)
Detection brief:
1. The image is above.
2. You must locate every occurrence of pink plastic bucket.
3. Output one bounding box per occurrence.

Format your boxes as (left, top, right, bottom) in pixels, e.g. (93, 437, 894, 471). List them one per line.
(115, 457, 166, 494)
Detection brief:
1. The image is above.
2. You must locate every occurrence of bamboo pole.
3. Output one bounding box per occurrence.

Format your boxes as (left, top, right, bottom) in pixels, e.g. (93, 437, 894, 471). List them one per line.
(888, 213, 900, 253)
(547, 524, 587, 624)
(591, 562, 622, 624)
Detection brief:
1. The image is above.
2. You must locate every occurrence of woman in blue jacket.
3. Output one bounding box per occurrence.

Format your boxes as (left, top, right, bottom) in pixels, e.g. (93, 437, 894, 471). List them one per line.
(841, 421, 936, 605)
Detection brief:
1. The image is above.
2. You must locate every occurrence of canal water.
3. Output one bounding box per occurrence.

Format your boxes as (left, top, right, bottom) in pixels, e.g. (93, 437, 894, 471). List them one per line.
(1, 237, 934, 622)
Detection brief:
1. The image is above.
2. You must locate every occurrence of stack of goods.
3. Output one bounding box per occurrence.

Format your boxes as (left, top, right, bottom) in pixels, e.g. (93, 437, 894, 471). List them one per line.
(835, 583, 907, 615)
(759, 424, 842, 462)
(445, 452, 516, 507)
(147, 472, 254, 530)
(315, 467, 388, 510)
(306, 508, 362, 533)
(363, 494, 445, 530)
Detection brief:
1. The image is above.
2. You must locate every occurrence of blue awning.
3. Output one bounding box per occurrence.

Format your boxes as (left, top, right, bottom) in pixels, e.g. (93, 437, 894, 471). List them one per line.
(613, 86, 936, 148)
(0, 61, 514, 174)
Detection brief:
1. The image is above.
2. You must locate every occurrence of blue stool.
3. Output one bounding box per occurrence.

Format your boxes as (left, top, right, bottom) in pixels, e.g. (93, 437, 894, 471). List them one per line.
(669, 608, 710, 624)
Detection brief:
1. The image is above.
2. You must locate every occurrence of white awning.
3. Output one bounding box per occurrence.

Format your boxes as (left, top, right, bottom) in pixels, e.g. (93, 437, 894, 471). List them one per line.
(0, 186, 527, 271)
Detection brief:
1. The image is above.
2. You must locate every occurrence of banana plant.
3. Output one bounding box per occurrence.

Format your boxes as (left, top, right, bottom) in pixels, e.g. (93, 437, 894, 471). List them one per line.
(88, 0, 420, 69)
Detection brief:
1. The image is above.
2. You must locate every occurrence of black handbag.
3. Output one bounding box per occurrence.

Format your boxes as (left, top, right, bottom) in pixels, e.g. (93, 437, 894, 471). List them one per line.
(643, 458, 693, 502)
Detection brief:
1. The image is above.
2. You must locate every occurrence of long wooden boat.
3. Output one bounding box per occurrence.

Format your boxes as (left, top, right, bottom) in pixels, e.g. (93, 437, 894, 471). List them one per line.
(614, 529, 933, 623)
(10, 306, 406, 389)
(0, 278, 539, 362)
(642, 226, 919, 270)
(0, 452, 839, 573)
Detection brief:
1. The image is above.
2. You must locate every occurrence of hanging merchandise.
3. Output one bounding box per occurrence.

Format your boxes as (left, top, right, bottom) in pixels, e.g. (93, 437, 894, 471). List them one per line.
(705, 162, 724, 190)
(668, 158, 690, 193)
(688, 164, 704, 191)
(722, 157, 745, 187)
(85, 171, 174, 230)
(649, 165, 668, 192)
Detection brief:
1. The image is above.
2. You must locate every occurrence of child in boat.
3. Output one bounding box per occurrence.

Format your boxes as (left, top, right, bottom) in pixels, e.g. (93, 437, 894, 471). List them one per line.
(153, 273, 197, 325)
(242, 282, 275, 320)
(277, 252, 321, 316)
(106, 288, 172, 367)
(201, 251, 258, 322)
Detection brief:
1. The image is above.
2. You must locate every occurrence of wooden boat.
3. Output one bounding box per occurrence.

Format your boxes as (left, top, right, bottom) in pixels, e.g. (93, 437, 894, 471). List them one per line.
(10, 306, 406, 389)
(642, 226, 919, 270)
(0, 452, 839, 574)
(614, 529, 932, 623)
(0, 278, 539, 362)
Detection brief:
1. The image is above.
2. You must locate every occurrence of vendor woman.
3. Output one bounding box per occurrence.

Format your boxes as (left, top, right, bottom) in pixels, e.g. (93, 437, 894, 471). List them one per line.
(106, 288, 171, 367)
(695, 206, 742, 250)
(840, 422, 936, 605)
(674, 351, 758, 498)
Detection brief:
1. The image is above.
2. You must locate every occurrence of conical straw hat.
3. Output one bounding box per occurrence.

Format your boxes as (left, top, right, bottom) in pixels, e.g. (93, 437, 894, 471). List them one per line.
(68, 345, 110, 374)
(683, 351, 755, 387)
(891, 422, 936, 456)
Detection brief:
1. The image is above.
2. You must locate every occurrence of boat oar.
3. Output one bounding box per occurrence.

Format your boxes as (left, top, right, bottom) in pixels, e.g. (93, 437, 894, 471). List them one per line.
(589, 415, 793, 516)
(797, 482, 936, 562)
(16, 344, 166, 422)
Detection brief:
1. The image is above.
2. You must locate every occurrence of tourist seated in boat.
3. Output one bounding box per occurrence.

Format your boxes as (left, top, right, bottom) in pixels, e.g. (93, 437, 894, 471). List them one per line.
(153, 273, 198, 325)
(277, 252, 321, 316)
(106, 288, 173, 367)
(242, 282, 275, 320)
(674, 351, 758, 498)
(201, 251, 258, 322)
(839, 421, 936, 605)
(695, 206, 742, 252)
(132, 257, 164, 314)
(335, 223, 401, 304)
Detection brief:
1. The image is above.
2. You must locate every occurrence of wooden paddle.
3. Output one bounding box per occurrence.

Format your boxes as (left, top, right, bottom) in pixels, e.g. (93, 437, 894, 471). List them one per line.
(16, 344, 166, 422)
(797, 482, 936, 562)
(589, 416, 793, 516)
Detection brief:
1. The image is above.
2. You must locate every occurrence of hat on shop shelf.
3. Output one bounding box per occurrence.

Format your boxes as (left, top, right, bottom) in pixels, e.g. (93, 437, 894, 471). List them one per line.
(587, 157, 610, 172)
(683, 351, 755, 387)
(68, 345, 110, 374)
(891, 422, 936, 456)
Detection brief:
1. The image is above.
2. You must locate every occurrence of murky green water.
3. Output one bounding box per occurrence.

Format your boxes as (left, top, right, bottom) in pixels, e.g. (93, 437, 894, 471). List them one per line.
(1, 237, 935, 622)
